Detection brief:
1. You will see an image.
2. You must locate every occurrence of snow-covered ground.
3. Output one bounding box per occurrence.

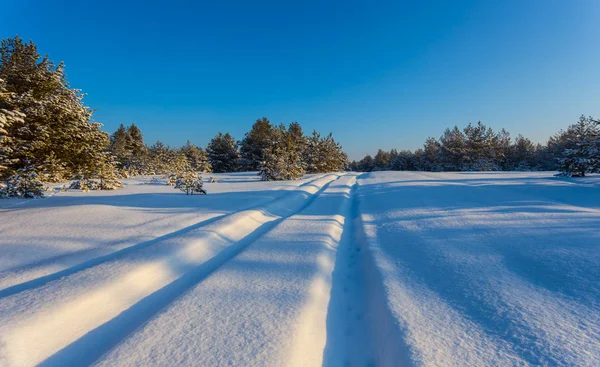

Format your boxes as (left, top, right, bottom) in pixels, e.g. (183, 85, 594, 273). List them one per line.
(1, 171, 599, 366)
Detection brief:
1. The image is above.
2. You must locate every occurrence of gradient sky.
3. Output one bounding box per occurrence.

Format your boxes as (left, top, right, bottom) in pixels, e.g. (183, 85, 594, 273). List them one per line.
(3, 0, 600, 160)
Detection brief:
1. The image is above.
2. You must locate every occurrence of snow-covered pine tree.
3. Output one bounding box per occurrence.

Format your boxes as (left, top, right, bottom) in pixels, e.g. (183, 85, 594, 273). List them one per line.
(165, 150, 191, 185)
(70, 120, 122, 190)
(508, 135, 537, 171)
(356, 154, 375, 172)
(260, 124, 305, 181)
(438, 126, 467, 171)
(321, 132, 348, 172)
(0, 77, 24, 177)
(1, 164, 45, 198)
(110, 123, 129, 164)
(462, 121, 499, 171)
(558, 115, 599, 177)
(304, 130, 348, 173)
(0, 36, 119, 186)
(207, 132, 240, 173)
(239, 117, 274, 171)
(422, 137, 443, 171)
(304, 130, 321, 173)
(373, 149, 391, 171)
(181, 140, 212, 173)
(174, 170, 206, 195)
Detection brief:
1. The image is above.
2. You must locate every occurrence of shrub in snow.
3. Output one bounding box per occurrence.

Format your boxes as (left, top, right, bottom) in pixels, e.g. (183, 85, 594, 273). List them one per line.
(470, 158, 500, 172)
(166, 173, 178, 186)
(69, 175, 122, 192)
(0, 166, 45, 198)
(174, 171, 206, 195)
(69, 179, 100, 192)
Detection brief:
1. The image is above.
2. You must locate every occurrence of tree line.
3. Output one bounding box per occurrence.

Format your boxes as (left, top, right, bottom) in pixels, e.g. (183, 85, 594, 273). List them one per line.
(108, 117, 348, 181)
(0, 36, 348, 197)
(351, 117, 600, 176)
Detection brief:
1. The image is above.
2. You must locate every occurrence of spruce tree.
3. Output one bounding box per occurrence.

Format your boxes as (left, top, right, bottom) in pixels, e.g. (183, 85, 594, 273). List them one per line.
(207, 132, 239, 173)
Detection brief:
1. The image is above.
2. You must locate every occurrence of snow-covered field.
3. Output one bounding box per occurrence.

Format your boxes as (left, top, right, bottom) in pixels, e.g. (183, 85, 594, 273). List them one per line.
(1, 171, 599, 366)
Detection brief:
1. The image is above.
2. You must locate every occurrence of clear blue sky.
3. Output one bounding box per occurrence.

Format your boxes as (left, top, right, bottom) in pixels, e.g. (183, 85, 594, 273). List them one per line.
(3, 0, 599, 159)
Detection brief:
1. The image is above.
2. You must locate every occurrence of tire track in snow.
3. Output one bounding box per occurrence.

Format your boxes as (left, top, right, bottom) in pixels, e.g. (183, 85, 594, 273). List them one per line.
(94, 174, 358, 367)
(0, 173, 331, 299)
(324, 174, 414, 367)
(0, 174, 341, 367)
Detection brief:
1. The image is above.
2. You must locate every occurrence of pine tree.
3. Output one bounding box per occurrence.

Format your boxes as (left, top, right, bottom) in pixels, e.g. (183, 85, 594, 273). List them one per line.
(373, 149, 391, 171)
(181, 140, 212, 173)
(558, 115, 599, 177)
(356, 154, 375, 172)
(1, 164, 45, 198)
(174, 170, 206, 195)
(239, 117, 273, 171)
(110, 123, 129, 163)
(207, 132, 239, 173)
(0, 77, 24, 175)
(508, 135, 536, 170)
(463, 121, 499, 171)
(126, 124, 146, 161)
(439, 126, 467, 171)
(422, 137, 443, 171)
(0, 36, 118, 185)
(304, 130, 323, 173)
(389, 150, 418, 171)
(260, 124, 305, 181)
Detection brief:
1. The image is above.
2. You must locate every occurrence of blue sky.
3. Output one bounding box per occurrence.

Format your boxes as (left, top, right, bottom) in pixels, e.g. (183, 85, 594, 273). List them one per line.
(3, 0, 600, 159)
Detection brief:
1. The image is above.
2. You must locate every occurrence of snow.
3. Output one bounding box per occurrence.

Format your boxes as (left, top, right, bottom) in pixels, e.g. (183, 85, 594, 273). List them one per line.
(1, 171, 599, 366)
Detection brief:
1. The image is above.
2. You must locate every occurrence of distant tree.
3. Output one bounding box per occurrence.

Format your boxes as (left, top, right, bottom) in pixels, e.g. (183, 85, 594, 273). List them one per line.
(389, 150, 417, 171)
(126, 123, 146, 159)
(356, 154, 375, 172)
(207, 132, 240, 173)
(422, 137, 443, 171)
(239, 117, 273, 171)
(507, 135, 536, 170)
(438, 126, 466, 171)
(110, 123, 129, 163)
(181, 140, 212, 173)
(287, 121, 307, 158)
(373, 149, 391, 171)
(304, 130, 347, 173)
(462, 121, 500, 171)
(260, 124, 305, 181)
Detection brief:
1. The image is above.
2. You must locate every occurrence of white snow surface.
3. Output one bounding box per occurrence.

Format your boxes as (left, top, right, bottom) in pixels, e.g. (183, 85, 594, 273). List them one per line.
(0, 171, 599, 366)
